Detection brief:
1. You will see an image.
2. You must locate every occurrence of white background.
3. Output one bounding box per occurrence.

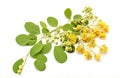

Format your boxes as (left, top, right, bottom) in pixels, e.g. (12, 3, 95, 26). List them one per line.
(0, 0, 120, 78)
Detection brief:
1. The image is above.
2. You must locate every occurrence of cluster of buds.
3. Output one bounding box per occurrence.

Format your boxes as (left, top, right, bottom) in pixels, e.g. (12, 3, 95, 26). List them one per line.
(45, 28, 61, 45)
(60, 31, 77, 53)
(17, 65, 23, 75)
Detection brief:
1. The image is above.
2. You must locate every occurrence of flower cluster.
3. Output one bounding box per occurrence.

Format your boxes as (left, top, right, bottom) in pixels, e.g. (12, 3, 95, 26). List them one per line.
(74, 8, 109, 61)
(75, 20, 109, 61)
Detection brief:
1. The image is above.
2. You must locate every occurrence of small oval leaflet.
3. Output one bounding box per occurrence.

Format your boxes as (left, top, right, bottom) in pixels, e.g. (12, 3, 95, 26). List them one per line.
(73, 14, 82, 19)
(54, 46, 67, 63)
(64, 8, 72, 19)
(30, 41, 44, 58)
(13, 59, 24, 73)
(47, 17, 58, 27)
(40, 21, 47, 29)
(25, 22, 40, 35)
(36, 54, 47, 63)
(42, 28, 49, 35)
(16, 34, 37, 46)
(34, 61, 46, 71)
(62, 24, 73, 31)
(40, 43, 52, 54)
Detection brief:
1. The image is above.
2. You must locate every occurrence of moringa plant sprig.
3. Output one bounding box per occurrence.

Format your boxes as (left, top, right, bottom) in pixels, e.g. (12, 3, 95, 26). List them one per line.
(13, 6, 109, 75)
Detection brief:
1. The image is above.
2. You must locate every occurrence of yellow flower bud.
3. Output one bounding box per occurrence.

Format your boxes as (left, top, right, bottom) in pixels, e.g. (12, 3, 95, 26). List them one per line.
(19, 65, 23, 70)
(65, 46, 69, 52)
(89, 32, 96, 39)
(94, 28, 101, 36)
(76, 45, 85, 54)
(17, 69, 22, 75)
(81, 33, 89, 42)
(83, 51, 92, 60)
(76, 25, 82, 31)
(98, 20, 105, 28)
(95, 54, 101, 61)
(83, 27, 89, 33)
(99, 44, 108, 54)
(98, 32, 106, 40)
(88, 39, 96, 48)
(103, 25, 109, 33)
(68, 34, 77, 44)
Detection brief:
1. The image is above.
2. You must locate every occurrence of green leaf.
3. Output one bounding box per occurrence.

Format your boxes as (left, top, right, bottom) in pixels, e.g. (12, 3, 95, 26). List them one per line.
(34, 61, 46, 71)
(35, 54, 47, 63)
(13, 59, 24, 73)
(47, 17, 58, 27)
(30, 41, 44, 58)
(62, 24, 73, 31)
(54, 46, 67, 63)
(40, 43, 52, 54)
(27, 34, 37, 45)
(73, 14, 82, 19)
(42, 28, 49, 34)
(25, 22, 40, 35)
(16, 34, 37, 46)
(40, 21, 47, 29)
(64, 8, 72, 19)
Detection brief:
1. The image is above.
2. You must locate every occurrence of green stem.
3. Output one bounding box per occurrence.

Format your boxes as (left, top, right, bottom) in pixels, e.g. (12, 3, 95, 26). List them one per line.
(49, 26, 62, 33)
(79, 39, 96, 55)
(20, 52, 29, 75)
(85, 46, 95, 55)
(37, 34, 44, 43)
